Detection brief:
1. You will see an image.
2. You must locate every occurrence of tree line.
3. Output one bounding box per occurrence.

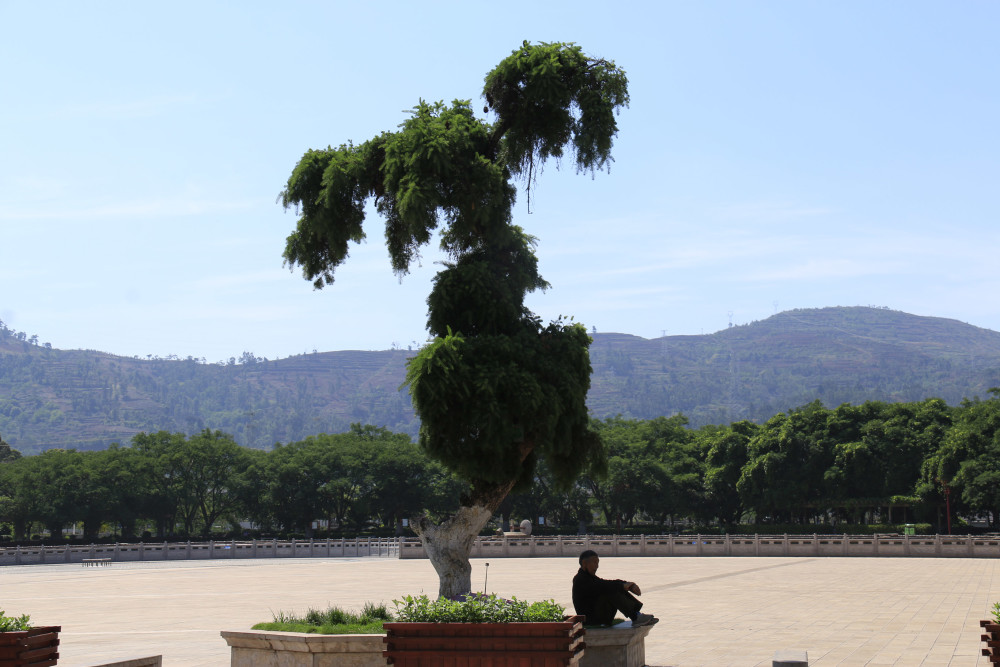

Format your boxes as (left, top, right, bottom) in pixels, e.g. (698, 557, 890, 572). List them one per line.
(1, 393, 999, 542)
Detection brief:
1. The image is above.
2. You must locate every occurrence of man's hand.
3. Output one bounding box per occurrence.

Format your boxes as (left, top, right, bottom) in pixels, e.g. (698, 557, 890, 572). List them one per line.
(624, 581, 641, 595)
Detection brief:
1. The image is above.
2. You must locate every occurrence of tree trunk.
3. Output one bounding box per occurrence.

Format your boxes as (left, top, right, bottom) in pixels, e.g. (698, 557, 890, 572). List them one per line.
(413, 504, 493, 599)
(411, 479, 518, 599)
(47, 523, 63, 541)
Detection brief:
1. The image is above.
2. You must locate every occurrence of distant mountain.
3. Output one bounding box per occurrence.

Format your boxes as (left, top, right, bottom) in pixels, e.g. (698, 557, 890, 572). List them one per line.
(587, 307, 1000, 425)
(3, 307, 1000, 454)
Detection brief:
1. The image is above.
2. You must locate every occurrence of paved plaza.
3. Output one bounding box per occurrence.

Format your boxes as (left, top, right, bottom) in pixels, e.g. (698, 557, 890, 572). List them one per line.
(2, 555, 998, 666)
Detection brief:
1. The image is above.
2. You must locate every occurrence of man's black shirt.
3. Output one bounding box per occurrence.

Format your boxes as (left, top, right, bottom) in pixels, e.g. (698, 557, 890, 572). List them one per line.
(572, 567, 626, 619)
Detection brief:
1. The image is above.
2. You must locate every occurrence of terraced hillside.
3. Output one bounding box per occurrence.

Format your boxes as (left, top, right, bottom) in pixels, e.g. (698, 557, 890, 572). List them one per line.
(3, 307, 1000, 453)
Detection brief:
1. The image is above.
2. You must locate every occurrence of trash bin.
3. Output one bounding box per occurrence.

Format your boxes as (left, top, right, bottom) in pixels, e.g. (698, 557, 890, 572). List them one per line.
(903, 524, 915, 535)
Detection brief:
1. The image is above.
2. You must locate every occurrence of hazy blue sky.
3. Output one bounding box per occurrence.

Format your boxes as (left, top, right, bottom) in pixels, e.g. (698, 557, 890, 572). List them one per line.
(2, 2, 998, 362)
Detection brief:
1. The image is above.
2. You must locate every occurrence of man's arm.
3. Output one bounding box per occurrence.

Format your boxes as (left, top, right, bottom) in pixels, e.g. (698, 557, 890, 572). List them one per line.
(575, 572, 632, 598)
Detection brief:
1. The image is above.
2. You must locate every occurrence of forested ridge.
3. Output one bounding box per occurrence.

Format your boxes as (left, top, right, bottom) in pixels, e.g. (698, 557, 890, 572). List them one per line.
(3, 306, 1000, 455)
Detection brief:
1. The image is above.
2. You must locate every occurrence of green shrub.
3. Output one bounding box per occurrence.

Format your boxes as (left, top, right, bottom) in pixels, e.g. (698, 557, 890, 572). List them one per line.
(392, 594, 565, 623)
(0, 611, 31, 632)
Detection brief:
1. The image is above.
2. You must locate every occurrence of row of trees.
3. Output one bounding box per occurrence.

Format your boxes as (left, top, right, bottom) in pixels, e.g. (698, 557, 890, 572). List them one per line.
(2, 394, 999, 541)
(529, 394, 998, 532)
(0, 425, 460, 541)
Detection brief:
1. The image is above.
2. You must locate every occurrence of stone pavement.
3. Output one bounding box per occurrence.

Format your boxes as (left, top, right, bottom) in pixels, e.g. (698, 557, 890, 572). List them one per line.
(2, 555, 998, 666)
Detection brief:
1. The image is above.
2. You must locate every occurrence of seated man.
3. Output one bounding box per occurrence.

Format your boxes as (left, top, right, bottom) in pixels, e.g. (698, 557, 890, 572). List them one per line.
(572, 550, 659, 627)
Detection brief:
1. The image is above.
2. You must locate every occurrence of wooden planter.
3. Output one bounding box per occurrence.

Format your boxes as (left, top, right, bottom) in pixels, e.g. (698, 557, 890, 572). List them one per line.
(0, 626, 61, 667)
(382, 615, 585, 666)
(982, 620, 1000, 664)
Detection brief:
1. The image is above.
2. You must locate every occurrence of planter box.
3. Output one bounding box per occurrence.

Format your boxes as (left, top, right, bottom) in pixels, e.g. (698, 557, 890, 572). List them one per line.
(221, 629, 387, 666)
(982, 620, 1000, 664)
(0, 626, 61, 667)
(382, 616, 585, 666)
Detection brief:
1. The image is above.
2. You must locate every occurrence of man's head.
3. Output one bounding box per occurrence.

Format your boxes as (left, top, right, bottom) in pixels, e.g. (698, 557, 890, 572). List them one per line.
(579, 549, 599, 574)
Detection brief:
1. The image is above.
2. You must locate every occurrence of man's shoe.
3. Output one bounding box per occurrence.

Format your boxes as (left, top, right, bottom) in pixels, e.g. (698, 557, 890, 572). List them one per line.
(632, 613, 659, 627)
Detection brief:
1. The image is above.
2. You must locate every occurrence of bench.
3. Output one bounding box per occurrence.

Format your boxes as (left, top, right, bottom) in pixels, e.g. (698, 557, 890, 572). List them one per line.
(581, 620, 653, 667)
(82, 558, 112, 567)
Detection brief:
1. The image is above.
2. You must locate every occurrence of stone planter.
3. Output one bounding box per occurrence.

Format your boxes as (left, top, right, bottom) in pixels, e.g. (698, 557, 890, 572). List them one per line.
(221, 629, 387, 666)
(382, 615, 585, 666)
(0, 626, 61, 667)
(580, 621, 652, 667)
(982, 620, 1000, 664)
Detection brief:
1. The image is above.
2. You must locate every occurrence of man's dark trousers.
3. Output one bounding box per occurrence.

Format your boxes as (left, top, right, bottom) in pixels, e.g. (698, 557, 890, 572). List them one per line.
(586, 586, 642, 625)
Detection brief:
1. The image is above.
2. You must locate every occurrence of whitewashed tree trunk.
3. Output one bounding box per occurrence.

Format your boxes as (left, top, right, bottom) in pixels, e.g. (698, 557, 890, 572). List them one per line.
(412, 504, 493, 599)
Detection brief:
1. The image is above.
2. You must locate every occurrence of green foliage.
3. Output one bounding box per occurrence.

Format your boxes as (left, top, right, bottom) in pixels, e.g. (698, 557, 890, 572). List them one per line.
(279, 42, 628, 523)
(0, 610, 32, 632)
(253, 603, 392, 635)
(583, 416, 701, 527)
(921, 391, 1000, 522)
(392, 594, 565, 623)
(991, 601, 1000, 624)
(0, 435, 20, 463)
(484, 41, 629, 178)
(404, 321, 602, 493)
(0, 424, 446, 541)
(702, 421, 756, 525)
(261, 428, 458, 533)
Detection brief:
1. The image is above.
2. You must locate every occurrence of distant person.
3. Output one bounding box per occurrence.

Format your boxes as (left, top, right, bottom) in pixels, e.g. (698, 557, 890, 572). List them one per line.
(572, 550, 658, 627)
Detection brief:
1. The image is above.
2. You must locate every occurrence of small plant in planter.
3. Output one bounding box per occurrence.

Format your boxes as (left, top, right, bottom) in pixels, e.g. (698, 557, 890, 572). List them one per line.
(0, 611, 33, 633)
(0, 610, 60, 667)
(384, 594, 585, 666)
(224, 603, 393, 667)
(253, 602, 393, 635)
(392, 593, 567, 623)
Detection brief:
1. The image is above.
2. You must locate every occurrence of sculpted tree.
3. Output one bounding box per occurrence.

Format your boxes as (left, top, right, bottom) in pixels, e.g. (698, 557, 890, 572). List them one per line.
(281, 42, 628, 597)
